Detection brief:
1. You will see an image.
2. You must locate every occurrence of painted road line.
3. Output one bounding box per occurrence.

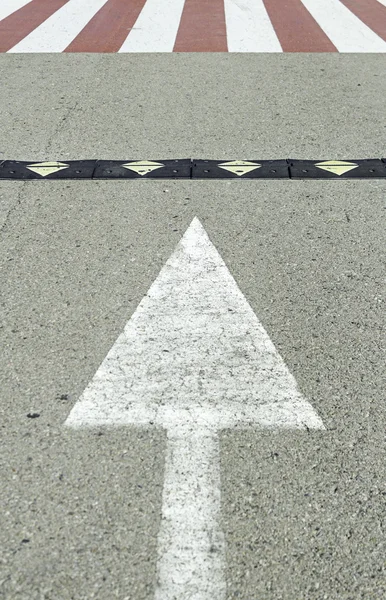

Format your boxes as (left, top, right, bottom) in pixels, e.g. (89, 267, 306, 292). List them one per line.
(262, 0, 337, 52)
(224, 0, 282, 53)
(0, 0, 32, 22)
(0, 0, 69, 53)
(156, 425, 225, 600)
(118, 0, 185, 52)
(301, 0, 386, 51)
(173, 0, 227, 52)
(8, 0, 109, 53)
(65, 217, 325, 599)
(65, 0, 148, 53)
(339, 0, 386, 42)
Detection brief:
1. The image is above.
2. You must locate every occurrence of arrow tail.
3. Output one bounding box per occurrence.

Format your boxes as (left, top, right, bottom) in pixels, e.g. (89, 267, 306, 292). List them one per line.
(155, 428, 226, 600)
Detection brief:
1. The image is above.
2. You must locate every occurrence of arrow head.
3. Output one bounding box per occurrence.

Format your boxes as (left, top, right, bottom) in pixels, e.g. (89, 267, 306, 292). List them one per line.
(65, 218, 324, 432)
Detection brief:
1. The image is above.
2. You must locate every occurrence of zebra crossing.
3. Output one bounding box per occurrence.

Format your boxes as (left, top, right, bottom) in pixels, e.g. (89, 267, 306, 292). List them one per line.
(1, 0, 386, 53)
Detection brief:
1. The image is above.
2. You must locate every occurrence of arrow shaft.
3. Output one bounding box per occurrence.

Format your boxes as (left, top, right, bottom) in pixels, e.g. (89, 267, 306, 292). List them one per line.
(155, 428, 225, 600)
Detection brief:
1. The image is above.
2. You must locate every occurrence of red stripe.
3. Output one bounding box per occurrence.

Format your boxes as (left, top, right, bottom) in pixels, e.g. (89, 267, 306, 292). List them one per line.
(174, 0, 227, 52)
(0, 0, 69, 52)
(65, 0, 148, 52)
(339, 0, 386, 42)
(262, 0, 337, 52)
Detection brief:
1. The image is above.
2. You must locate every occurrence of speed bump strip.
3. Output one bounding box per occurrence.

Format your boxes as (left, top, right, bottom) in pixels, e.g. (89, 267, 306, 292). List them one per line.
(289, 159, 386, 179)
(192, 159, 289, 178)
(93, 159, 191, 179)
(0, 160, 97, 179)
(1, 159, 386, 179)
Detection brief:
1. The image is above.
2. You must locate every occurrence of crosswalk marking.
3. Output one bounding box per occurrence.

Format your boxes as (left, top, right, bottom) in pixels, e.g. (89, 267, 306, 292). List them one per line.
(174, 0, 228, 52)
(263, 0, 337, 52)
(1, 0, 386, 52)
(0, 0, 69, 53)
(0, 0, 30, 21)
(118, 0, 186, 52)
(224, 0, 281, 53)
(338, 0, 386, 42)
(8, 0, 108, 53)
(65, 0, 149, 53)
(301, 0, 386, 52)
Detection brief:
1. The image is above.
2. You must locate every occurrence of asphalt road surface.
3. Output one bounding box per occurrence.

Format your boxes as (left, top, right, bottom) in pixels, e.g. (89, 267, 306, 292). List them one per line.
(0, 54, 385, 600)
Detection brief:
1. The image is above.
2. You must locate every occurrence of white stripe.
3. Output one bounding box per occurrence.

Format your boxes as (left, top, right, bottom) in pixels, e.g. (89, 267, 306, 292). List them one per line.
(7, 0, 108, 53)
(376, 0, 386, 7)
(0, 0, 31, 21)
(155, 430, 225, 600)
(301, 0, 386, 52)
(224, 0, 282, 52)
(118, 0, 185, 52)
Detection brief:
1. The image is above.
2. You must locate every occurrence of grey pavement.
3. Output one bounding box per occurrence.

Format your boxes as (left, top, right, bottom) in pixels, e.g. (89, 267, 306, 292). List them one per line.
(0, 54, 385, 600)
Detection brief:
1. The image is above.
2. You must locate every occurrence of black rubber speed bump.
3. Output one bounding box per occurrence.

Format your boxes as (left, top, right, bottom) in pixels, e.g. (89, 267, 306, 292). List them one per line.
(0, 160, 97, 179)
(288, 159, 386, 179)
(192, 159, 289, 179)
(1, 159, 386, 180)
(93, 159, 191, 179)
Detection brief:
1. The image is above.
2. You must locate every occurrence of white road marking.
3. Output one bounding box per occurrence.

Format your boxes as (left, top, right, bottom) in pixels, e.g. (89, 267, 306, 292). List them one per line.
(118, 0, 185, 52)
(155, 429, 225, 600)
(224, 0, 282, 52)
(301, 0, 386, 52)
(65, 217, 324, 599)
(7, 0, 109, 53)
(376, 0, 386, 7)
(0, 0, 31, 21)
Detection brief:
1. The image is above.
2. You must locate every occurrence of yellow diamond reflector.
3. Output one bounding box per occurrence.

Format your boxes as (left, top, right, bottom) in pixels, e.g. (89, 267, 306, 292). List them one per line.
(218, 160, 262, 177)
(26, 162, 70, 177)
(122, 161, 164, 176)
(315, 161, 358, 176)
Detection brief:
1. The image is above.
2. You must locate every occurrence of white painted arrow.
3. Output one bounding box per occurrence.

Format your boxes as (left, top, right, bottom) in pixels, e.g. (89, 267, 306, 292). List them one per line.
(65, 217, 324, 600)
